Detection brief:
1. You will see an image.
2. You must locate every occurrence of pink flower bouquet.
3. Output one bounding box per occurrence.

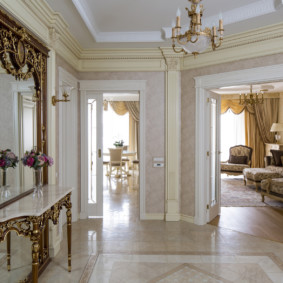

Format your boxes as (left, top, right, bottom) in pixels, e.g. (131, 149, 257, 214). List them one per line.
(0, 149, 19, 169)
(22, 149, 54, 170)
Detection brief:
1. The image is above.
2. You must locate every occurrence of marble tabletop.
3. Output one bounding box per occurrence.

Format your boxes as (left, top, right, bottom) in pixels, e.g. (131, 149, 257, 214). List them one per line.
(0, 185, 73, 222)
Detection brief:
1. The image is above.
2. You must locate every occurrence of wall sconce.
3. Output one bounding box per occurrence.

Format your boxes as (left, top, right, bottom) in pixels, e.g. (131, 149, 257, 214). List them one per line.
(52, 85, 74, 106)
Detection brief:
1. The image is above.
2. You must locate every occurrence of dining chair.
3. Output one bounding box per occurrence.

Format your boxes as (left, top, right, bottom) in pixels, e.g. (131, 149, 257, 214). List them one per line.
(109, 148, 126, 178)
(122, 145, 130, 172)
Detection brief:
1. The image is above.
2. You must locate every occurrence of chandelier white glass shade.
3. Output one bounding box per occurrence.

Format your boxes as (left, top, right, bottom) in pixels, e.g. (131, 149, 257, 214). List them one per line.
(238, 85, 265, 106)
(171, 0, 224, 56)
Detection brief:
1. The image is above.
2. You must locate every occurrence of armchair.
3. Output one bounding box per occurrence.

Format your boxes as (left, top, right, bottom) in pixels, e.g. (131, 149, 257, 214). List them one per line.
(221, 145, 253, 176)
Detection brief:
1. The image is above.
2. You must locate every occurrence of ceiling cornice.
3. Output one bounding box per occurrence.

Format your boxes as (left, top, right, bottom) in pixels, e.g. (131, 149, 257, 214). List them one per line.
(72, 0, 163, 43)
(1, 0, 283, 72)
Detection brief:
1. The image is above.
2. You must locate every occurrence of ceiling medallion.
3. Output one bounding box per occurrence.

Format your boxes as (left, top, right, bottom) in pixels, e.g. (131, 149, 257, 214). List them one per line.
(171, 0, 224, 57)
(239, 85, 266, 106)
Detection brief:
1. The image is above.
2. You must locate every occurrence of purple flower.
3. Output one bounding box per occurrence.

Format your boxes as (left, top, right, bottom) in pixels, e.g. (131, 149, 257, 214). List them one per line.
(0, 160, 5, 167)
(48, 157, 54, 166)
(27, 157, 34, 167)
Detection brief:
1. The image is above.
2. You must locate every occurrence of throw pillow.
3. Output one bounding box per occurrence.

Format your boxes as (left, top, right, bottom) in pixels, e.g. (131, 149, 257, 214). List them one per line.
(229, 155, 248, 164)
(271, 150, 283, 166)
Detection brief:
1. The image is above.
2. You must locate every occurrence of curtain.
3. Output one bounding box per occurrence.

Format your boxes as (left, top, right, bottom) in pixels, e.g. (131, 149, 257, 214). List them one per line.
(109, 101, 128, 115)
(221, 98, 279, 168)
(109, 101, 140, 159)
(221, 99, 245, 115)
(125, 101, 140, 159)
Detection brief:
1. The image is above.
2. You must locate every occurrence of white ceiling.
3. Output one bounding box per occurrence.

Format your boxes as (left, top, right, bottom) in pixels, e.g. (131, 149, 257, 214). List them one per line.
(45, 0, 283, 49)
(211, 82, 283, 95)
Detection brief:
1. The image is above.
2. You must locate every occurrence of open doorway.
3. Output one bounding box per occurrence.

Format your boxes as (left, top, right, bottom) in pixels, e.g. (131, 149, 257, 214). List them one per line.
(208, 82, 283, 242)
(101, 93, 140, 221)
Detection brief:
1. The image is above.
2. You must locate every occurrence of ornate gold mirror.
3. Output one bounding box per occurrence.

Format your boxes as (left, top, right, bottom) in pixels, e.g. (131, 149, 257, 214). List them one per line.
(0, 8, 49, 208)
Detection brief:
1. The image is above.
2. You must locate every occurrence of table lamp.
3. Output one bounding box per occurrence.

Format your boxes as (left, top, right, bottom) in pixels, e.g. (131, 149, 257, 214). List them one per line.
(270, 123, 283, 143)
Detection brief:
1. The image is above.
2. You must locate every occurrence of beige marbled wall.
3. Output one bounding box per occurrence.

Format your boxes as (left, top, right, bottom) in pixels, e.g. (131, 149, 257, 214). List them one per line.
(181, 53, 283, 217)
(79, 72, 166, 214)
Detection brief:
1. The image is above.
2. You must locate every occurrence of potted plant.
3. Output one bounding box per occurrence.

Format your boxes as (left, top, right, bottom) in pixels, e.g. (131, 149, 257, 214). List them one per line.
(113, 140, 124, 148)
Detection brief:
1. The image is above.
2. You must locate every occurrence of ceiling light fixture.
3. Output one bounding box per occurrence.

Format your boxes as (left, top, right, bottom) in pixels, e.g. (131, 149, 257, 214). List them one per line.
(239, 85, 266, 106)
(171, 0, 224, 57)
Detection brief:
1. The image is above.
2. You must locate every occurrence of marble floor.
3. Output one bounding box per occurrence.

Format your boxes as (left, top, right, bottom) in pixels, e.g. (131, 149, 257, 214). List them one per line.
(1, 171, 283, 282)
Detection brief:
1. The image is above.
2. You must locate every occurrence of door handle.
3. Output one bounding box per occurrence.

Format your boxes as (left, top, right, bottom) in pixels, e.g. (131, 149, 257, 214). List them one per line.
(98, 149, 101, 158)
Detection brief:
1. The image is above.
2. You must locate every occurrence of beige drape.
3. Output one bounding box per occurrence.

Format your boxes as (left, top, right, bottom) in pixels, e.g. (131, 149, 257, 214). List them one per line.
(221, 99, 245, 114)
(109, 101, 140, 159)
(109, 101, 128, 115)
(221, 98, 279, 168)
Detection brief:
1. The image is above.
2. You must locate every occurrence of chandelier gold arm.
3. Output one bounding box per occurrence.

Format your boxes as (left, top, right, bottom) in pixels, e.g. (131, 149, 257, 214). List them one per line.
(172, 44, 187, 54)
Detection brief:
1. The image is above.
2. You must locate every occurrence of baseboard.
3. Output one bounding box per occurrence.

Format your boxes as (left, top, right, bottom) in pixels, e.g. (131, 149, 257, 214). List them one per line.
(165, 213, 181, 221)
(141, 213, 165, 220)
(79, 212, 88, 219)
(49, 240, 61, 258)
(180, 214, 194, 223)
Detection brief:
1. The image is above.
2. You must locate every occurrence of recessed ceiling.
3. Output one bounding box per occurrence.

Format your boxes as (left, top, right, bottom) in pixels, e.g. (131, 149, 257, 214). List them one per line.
(211, 81, 283, 95)
(45, 0, 283, 49)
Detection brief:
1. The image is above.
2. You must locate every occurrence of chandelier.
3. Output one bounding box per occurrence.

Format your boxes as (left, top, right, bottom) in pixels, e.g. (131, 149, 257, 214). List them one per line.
(239, 85, 265, 106)
(171, 0, 224, 56)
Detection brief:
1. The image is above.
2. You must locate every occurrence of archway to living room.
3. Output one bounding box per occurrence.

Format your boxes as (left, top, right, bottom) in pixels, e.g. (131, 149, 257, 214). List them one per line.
(195, 64, 283, 243)
(208, 82, 283, 243)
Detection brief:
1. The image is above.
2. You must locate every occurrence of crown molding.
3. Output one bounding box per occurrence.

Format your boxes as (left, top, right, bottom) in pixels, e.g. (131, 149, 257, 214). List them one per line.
(1, 0, 283, 72)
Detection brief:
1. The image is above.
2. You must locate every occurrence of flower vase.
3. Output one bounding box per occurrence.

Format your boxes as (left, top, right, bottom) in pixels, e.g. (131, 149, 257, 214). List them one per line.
(1, 168, 11, 198)
(33, 168, 43, 198)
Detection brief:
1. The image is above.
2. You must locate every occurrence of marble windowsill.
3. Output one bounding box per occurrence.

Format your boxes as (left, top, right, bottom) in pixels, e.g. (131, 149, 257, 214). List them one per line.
(0, 185, 73, 222)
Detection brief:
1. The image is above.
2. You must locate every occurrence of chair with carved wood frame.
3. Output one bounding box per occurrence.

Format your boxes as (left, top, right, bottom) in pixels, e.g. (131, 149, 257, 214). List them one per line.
(221, 145, 253, 176)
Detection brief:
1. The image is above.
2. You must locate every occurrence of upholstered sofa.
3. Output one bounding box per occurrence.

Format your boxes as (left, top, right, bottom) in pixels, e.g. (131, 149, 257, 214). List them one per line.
(243, 149, 283, 190)
(221, 145, 253, 176)
(260, 150, 283, 201)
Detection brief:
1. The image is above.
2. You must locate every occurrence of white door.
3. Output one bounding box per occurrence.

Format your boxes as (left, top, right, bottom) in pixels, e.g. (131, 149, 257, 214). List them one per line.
(81, 93, 103, 217)
(207, 92, 221, 222)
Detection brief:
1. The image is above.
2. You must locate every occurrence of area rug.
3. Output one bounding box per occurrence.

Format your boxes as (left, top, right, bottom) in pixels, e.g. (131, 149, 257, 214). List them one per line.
(221, 177, 283, 207)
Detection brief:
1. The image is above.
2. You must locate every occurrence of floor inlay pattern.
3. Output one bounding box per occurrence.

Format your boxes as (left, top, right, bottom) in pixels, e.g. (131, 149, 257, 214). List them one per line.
(84, 253, 283, 283)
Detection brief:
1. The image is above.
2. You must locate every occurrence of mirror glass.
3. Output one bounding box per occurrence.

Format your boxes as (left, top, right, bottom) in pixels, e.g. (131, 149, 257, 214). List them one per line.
(0, 64, 36, 205)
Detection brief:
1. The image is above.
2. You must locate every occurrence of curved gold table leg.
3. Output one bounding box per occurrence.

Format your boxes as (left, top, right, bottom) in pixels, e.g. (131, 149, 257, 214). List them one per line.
(7, 232, 11, 271)
(67, 208, 72, 272)
(31, 221, 40, 283)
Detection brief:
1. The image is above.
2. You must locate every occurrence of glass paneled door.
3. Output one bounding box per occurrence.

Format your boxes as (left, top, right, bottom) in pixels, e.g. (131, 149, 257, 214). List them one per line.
(86, 94, 103, 217)
(207, 92, 221, 222)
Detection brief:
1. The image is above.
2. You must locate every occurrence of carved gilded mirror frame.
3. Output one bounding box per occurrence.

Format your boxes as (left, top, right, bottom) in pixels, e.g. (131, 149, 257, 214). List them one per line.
(0, 8, 49, 207)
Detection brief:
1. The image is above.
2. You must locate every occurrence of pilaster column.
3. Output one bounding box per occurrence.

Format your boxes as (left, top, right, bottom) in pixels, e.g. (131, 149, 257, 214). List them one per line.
(165, 57, 181, 221)
(47, 30, 61, 257)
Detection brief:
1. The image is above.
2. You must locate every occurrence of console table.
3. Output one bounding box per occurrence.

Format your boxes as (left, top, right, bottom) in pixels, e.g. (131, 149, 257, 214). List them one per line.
(0, 185, 73, 283)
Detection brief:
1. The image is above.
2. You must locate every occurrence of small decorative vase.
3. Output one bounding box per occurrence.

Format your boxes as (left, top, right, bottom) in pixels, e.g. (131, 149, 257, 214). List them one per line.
(1, 168, 11, 198)
(33, 168, 43, 198)
(2, 168, 7, 187)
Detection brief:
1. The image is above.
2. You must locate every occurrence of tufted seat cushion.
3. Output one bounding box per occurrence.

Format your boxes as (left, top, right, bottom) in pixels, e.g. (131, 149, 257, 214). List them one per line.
(243, 168, 282, 182)
(261, 178, 283, 194)
(221, 163, 250, 173)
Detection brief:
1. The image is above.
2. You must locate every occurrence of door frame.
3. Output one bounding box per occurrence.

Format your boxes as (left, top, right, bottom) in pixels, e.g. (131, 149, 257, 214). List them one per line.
(194, 63, 283, 225)
(80, 80, 146, 219)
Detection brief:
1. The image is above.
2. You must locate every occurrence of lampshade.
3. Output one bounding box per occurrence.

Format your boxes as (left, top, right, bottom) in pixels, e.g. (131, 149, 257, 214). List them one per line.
(270, 123, 283, 132)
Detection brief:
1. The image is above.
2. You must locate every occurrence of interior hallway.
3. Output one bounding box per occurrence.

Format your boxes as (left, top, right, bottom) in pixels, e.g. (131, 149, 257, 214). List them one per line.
(4, 172, 283, 282)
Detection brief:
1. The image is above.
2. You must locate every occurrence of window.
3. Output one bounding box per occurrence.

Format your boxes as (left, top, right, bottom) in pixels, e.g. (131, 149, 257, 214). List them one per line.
(103, 105, 129, 149)
(221, 109, 245, 161)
